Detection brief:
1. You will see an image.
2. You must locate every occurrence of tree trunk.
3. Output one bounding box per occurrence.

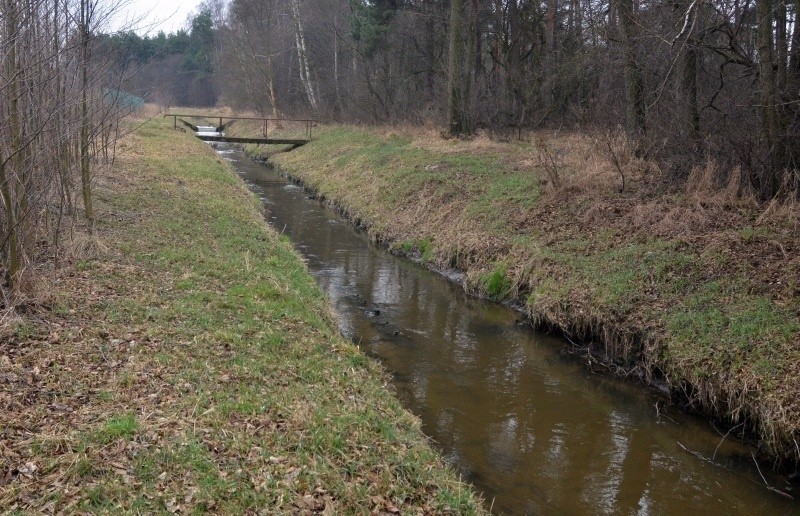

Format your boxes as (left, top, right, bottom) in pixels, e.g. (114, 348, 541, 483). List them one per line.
(3, 0, 23, 289)
(80, 0, 94, 233)
(333, 12, 343, 115)
(757, 0, 786, 197)
(682, 41, 701, 151)
(290, 0, 318, 112)
(790, 0, 800, 88)
(544, 0, 557, 109)
(471, 0, 482, 77)
(775, 0, 787, 89)
(424, 0, 436, 101)
(615, 0, 646, 137)
(0, 159, 20, 291)
(465, 0, 480, 123)
(53, 0, 73, 218)
(447, 0, 468, 135)
(546, 0, 556, 58)
(264, 43, 279, 120)
(683, 44, 701, 151)
(508, 0, 522, 119)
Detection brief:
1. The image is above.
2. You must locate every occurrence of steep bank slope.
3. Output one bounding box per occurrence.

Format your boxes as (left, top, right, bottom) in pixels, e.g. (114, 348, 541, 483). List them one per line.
(0, 119, 484, 513)
(266, 125, 800, 465)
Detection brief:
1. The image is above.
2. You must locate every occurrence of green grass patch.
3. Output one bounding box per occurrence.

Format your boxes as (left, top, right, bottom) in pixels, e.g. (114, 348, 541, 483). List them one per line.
(93, 414, 139, 444)
(396, 237, 435, 262)
(480, 263, 513, 301)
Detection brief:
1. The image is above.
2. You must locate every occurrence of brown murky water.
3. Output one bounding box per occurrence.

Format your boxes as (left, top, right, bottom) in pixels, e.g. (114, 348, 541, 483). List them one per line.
(217, 143, 797, 515)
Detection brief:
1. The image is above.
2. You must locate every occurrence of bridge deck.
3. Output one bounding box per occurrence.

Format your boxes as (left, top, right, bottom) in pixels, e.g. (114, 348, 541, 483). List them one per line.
(166, 114, 314, 148)
(196, 135, 309, 146)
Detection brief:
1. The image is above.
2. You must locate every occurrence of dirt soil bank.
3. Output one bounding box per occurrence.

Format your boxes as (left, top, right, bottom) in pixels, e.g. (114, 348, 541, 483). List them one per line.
(258, 125, 800, 467)
(0, 118, 485, 513)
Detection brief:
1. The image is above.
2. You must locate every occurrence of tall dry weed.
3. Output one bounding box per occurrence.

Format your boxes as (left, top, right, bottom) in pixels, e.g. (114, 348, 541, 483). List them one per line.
(685, 161, 758, 208)
(520, 132, 615, 199)
(598, 130, 636, 193)
(0, 304, 22, 339)
(0, 260, 60, 313)
(64, 232, 109, 261)
(756, 192, 800, 229)
(140, 103, 164, 119)
(534, 138, 563, 190)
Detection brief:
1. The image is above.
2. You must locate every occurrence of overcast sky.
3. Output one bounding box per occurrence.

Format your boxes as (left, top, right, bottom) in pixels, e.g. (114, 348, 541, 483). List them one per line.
(109, 0, 207, 35)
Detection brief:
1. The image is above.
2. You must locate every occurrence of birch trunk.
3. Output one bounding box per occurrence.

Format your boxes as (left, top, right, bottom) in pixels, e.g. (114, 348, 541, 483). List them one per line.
(266, 50, 279, 120)
(290, 0, 318, 111)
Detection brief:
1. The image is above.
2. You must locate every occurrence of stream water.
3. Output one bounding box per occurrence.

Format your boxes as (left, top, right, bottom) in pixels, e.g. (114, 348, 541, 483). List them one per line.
(210, 139, 797, 515)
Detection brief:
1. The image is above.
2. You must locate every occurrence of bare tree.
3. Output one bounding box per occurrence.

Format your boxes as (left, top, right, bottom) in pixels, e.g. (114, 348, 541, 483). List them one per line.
(200, 0, 799, 196)
(291, 0, 318, 112)
(447, 0, 469, 135)
(0, 0, 132, 300)
(81, 0, 95, 233)
(614, 0, 646, 138)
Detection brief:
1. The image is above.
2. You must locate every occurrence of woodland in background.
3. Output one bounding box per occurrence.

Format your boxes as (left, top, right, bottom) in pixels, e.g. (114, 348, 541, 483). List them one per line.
(4, 0, 799, 300)
(100, 10, 219, 107)
(113, 0, 800, 200)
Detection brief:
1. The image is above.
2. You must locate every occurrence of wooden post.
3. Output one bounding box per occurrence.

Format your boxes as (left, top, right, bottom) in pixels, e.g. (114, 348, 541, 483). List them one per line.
(173, 115, 177, 129)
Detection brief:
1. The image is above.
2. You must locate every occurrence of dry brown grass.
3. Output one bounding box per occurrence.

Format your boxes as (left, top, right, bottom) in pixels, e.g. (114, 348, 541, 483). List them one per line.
(685, 161, 757, 207)
(521, 129, 653, 199)
(757, 192, 800, 229)
(139, 103, 164, 119)
(64, 232, 109, 261)
(370, 123, 525, 156)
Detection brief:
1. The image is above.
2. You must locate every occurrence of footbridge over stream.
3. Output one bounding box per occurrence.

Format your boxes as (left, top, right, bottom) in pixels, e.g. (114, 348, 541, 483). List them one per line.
(165, 113, 314, 148)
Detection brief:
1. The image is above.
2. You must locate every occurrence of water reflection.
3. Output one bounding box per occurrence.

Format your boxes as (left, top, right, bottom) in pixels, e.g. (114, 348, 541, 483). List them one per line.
(227, 147, 797, 515)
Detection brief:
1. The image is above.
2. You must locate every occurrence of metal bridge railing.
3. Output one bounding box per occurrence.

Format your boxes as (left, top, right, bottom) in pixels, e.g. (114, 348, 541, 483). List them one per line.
(164, 113, 315, 141)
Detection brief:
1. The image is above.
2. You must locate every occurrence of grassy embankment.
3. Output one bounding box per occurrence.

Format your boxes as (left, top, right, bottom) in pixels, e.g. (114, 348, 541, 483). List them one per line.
(244, 125, 800, 465)
(0, 117, 485, 513)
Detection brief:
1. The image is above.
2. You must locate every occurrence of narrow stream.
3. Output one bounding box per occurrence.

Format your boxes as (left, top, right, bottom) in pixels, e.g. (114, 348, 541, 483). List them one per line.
(212, 140, 796, 514)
